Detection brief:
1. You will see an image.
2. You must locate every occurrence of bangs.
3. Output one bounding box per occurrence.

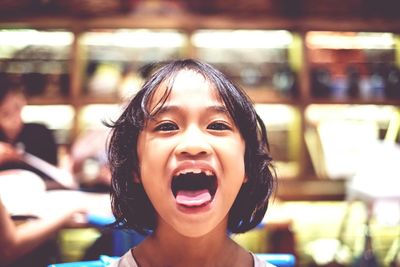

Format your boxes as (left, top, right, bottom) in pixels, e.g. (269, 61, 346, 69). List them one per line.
(139, 64, 233, 123)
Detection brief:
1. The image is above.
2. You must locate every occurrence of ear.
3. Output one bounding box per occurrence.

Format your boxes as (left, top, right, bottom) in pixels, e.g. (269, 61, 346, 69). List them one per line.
(243, 175, 248, 184)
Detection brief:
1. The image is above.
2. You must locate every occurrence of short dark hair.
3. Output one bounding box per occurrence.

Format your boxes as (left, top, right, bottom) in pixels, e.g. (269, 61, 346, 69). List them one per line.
(107, 59, 276, 234)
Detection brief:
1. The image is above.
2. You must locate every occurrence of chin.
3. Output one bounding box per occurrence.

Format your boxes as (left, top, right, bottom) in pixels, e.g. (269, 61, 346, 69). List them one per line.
(175, 223, 219, 238)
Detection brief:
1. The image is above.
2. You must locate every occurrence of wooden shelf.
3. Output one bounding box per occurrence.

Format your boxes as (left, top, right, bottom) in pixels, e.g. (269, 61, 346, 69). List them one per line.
(305, 98, 400, 106)
(245, 89, 295, 104)
(27, 96, 71, 105)
(276, 178, 346, 201)
(299, 16, 400, 32)
(1, 14, 400, 32)
(76, 95, 121, 105)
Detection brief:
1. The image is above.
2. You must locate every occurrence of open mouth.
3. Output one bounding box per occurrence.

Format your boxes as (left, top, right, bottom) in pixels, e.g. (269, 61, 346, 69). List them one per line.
(171, 171, 217, 208)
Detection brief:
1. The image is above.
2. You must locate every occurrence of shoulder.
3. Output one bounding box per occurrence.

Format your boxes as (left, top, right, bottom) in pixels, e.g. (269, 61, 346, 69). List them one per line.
(22, 123, 51, 133)
(108, 250, 138, 267)
(20, 123, 55, 141)
(252, 253, 276, 267)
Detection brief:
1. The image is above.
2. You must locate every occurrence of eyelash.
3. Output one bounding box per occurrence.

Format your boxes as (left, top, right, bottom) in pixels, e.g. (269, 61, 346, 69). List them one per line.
(207, 121, 231, 131)
(154, 121, 232, 132)
(154, 122, 178, 132)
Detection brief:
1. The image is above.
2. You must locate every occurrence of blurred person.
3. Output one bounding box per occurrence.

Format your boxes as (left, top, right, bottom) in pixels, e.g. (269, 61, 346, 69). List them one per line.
(0, 77, 61, 188)
(0, 169, 87, 267)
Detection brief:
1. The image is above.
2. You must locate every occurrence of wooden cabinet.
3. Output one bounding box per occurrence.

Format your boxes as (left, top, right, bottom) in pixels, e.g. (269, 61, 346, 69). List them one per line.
(1, 14, 399, 200)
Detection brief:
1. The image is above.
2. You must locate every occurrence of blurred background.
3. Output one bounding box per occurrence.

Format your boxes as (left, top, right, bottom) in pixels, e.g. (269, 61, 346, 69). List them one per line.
(0, 0, 399, 266)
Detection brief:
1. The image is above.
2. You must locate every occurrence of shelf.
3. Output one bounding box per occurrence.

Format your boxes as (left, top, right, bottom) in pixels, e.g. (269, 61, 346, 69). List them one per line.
(27, 95, 71, 105)
(299, 16, 400, 32)
(0, 14, 294, 30)
(276, 178, 346, 201)
(245, 89, 296, 104)
(77, 92, 296, 105)
(28, 94, 127, 106)
(1, 14, 400, 32)
(76, 95, 121, 105)
(305, 98, 400, 106)
(26, 90, 399, 107)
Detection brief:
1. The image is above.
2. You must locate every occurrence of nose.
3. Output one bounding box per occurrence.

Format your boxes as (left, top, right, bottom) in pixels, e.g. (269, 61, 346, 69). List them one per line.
(175, 125, 212, 157)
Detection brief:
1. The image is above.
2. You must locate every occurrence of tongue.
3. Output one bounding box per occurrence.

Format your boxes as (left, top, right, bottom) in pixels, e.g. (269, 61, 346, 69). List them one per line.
(175, 189, 212, 207)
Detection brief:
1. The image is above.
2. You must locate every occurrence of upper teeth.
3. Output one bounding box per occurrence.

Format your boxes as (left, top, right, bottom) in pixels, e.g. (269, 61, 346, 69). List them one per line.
(176, 169, 213, 176)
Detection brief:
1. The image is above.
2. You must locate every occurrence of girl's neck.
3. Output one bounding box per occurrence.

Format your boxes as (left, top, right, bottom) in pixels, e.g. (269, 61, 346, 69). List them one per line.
(134, 224, 252, 267)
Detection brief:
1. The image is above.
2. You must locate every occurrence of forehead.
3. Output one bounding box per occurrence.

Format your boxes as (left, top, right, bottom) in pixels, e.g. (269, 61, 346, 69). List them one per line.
(149, 69, 222, 109)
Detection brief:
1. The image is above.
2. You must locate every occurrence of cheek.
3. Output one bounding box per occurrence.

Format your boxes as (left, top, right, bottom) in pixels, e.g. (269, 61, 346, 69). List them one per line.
(136, 134, 170, 184)
(220, 138, 246, 183)
(231, 153, 246, 183)
(235, 144, 247, 183)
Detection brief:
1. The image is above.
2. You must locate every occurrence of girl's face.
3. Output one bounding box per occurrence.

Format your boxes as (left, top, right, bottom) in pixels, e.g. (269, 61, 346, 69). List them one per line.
(137, 69, 246, 237)
(0, 92, 25, 141)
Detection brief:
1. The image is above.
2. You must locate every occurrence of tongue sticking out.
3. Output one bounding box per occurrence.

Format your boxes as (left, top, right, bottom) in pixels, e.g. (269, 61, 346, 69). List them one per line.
(175, 189, 212, 207)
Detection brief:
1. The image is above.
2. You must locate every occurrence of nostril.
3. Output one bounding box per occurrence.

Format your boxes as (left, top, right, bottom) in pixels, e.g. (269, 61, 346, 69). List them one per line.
(179, 150, 209, 156)
(176, 139, 212, 156)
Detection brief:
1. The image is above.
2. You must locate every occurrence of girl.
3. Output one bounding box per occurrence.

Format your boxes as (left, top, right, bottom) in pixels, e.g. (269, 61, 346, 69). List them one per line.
(107, 59, 276, 267)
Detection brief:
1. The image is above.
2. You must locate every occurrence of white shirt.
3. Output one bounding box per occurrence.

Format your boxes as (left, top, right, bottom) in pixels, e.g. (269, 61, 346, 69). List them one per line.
(109, 249, 272, 267)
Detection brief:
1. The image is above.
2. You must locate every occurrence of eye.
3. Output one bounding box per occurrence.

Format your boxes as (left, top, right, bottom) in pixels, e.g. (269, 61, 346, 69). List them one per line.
(155, 122, 178, 132)
(207, 121, 231, 131)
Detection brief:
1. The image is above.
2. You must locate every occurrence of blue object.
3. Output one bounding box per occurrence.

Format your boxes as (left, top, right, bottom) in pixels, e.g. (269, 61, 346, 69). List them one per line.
(49, 253, 295, 267)
(48, 260, 108, 267)
(86, 213, 146, 257)
(48, 255, 119, 267)
(87, 214, 115, 227)
(112, 229, 146, 256)
(256, 253, 296, 267)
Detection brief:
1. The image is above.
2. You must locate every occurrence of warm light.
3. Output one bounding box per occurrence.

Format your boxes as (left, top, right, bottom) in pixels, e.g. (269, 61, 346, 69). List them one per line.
(255, 104, 297, 126)
(306, 31, 395, 49)
(0, 30, 73, 47)
(22, 105, 74, 130)
(305, 104, 398, 179)
(79, 104, 122, 130)
(81, 29, 187, 48)
(192, 30, 293, 49)
(305, 104, 397, 124)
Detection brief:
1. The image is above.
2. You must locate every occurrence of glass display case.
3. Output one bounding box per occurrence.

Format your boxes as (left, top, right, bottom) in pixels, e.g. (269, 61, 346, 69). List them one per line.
(79, 29, 188, 99)
(0, 29, 72, 98)
(192, 30, 298, 99)
(306, 31, 400, 101)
